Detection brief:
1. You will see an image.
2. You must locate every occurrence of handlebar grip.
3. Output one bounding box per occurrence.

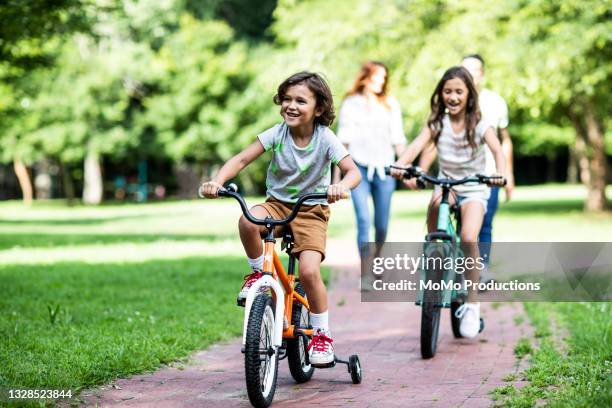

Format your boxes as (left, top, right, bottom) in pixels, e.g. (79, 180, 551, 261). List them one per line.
(341, 192, 350, 200)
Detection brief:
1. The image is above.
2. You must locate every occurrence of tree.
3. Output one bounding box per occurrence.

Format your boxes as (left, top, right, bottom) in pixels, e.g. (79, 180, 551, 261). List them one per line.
(0, 0, 93, 203)
(498, 0, 611, 210)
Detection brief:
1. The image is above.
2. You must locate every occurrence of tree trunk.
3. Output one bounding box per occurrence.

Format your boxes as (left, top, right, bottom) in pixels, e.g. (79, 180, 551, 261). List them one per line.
(34, 159, 52, 199)
(13, 159, 33, 205)
(82, 150, 103, 205)
(583, 103, 608, 211)
(575, 134, 590, 185)
(61, 162, 76, 204)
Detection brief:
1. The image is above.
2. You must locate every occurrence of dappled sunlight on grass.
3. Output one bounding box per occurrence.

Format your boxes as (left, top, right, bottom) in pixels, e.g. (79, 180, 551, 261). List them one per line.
(0, 239, 243, 265)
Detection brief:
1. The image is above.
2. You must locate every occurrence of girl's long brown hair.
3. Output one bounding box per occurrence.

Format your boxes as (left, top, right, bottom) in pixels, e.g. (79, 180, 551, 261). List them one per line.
(346, 61, 390, 109)
(427, 66, 481, 149)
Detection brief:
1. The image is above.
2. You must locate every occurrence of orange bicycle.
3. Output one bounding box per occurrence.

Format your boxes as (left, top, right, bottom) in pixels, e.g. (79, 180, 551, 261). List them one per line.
(200, 183, 362, 408)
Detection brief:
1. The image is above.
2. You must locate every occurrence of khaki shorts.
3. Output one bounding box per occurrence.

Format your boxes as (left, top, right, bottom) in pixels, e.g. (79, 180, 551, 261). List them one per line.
(256, 198, 330, 260)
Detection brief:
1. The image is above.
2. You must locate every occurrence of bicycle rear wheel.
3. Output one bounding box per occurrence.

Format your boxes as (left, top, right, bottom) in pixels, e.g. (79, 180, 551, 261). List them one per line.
(245, 294, 279, 408)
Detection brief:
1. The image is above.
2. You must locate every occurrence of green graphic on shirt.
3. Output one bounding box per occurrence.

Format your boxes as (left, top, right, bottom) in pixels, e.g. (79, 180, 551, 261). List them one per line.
(305, 142, 314, 153)
(287, 185, 301, 198)
(315, 186, 327, 193)
(320, 165, 330, 178)
(300, 163, 311, 175)
(273, 143, 284, 153)
(270, 162, 279, 175)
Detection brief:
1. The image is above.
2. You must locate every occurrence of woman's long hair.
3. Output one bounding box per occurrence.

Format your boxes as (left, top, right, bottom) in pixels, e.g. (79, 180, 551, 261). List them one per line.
(427, 66, 480, 149)
(346, 61, 390, 109)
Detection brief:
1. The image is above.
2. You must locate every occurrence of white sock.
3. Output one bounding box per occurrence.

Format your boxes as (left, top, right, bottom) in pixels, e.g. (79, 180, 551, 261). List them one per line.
(247, 254, 264, 271)
(310, 311, 329, 334)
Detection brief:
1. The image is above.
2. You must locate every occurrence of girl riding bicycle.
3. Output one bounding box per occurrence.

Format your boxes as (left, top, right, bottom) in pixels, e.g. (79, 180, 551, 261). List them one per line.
(201, 72, 361, 366)
(391, 66, 505, 338)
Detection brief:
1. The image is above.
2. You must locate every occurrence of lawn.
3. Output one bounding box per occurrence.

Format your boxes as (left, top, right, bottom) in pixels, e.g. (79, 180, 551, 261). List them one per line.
(0, 184, 610, 406)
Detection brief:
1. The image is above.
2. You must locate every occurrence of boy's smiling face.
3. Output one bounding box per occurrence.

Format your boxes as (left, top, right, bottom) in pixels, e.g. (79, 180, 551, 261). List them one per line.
(280, 83, 322, 129)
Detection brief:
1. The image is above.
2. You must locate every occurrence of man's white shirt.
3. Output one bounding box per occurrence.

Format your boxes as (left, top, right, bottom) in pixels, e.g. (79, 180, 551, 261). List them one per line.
(479, 88, 509, 175)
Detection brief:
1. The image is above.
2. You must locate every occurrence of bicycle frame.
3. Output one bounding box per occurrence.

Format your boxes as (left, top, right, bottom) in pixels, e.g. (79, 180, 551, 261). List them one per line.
(419, 185, 465, 307)
(241, 242, 312, 349)
(209, 186, 324, 351)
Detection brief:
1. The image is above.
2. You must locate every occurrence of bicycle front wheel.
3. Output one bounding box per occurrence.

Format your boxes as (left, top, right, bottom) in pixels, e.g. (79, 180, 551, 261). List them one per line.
(421, 298, 441, 359)
(420, 258, 444, 359)
(245, 294, 279, 408)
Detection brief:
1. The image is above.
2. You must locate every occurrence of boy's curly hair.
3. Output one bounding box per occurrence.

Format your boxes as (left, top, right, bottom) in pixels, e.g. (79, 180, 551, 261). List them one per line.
(273, 72, 335, 126)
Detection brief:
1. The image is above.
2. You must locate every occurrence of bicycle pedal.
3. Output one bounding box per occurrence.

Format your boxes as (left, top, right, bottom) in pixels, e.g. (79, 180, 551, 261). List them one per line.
(236, 298, 246, 307)
(479, 318, 485, 333)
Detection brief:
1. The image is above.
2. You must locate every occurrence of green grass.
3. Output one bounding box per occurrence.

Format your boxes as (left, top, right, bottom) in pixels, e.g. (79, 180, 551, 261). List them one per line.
(493, 303, 612, 407)
(0, 257, 244, 394)
(0, 183, 610, 405)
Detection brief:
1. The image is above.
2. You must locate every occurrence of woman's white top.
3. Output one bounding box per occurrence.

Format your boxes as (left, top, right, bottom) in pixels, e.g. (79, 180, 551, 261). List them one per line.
(337, 94, 406, 180)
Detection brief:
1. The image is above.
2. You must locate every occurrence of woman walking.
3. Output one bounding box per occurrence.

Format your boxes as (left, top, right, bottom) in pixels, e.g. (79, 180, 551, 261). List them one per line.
(336, 61, 406, 268)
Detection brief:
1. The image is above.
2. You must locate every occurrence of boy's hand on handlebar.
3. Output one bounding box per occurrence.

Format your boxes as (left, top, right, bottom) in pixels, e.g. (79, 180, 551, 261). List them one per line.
(327, 184, 348, 204)
(199, 181, 223, 198)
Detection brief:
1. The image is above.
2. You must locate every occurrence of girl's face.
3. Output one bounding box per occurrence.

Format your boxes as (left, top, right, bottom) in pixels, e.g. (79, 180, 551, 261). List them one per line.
(442, 77, 469, 116)
(280, 83, 322, 128)
(365, 66, 387, 95)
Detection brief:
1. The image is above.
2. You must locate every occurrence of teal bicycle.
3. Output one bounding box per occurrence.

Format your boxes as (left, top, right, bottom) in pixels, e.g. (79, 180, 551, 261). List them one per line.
(387, 165, 505, 359)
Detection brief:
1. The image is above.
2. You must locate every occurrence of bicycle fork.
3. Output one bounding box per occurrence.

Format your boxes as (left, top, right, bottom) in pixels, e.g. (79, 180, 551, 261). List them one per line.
(241, 240, 285, 350)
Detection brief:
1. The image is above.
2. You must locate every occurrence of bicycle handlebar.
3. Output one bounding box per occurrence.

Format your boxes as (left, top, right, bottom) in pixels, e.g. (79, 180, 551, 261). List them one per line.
(385, 165, 507, 187)
(199, 183, 334, 227)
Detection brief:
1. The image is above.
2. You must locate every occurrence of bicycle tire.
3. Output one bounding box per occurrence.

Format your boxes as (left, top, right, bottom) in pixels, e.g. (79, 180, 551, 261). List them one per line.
(450, 300, 464, 338)
(420, 252, 444, 359)
(245, 294, 279, 408)
(286, 283, 315, 383)
(451, 274, 466, 338)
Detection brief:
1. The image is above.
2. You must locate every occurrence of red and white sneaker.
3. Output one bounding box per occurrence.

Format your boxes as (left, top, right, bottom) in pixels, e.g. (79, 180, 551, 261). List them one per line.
(237, 269, 266, 306)
(307, 328, 335, 367)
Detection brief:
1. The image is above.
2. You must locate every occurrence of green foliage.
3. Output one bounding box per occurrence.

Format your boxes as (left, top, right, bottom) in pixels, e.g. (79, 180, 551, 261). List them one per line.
(141, 16, 251, 162)
(0, 0, 92, 69)
(1, 0, 610, 197)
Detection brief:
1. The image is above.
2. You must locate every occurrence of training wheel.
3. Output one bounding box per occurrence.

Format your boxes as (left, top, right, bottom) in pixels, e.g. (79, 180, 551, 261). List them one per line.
(348, 355, 362, 384)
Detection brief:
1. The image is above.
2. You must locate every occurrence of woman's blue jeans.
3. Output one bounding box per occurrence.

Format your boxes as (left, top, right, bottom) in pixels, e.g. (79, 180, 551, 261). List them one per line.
(351, 164, 396, 260)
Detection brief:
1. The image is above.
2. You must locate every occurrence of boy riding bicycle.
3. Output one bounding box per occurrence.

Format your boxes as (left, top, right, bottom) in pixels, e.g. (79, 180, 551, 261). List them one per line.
(201, 72, 361, 366)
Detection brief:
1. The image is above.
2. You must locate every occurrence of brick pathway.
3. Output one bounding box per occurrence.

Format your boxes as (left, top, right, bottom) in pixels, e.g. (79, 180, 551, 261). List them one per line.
(81, 239, 531, 407)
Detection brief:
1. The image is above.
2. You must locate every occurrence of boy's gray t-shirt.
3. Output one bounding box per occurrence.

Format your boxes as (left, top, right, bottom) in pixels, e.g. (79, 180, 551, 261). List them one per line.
(257, 122, 349, 205)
